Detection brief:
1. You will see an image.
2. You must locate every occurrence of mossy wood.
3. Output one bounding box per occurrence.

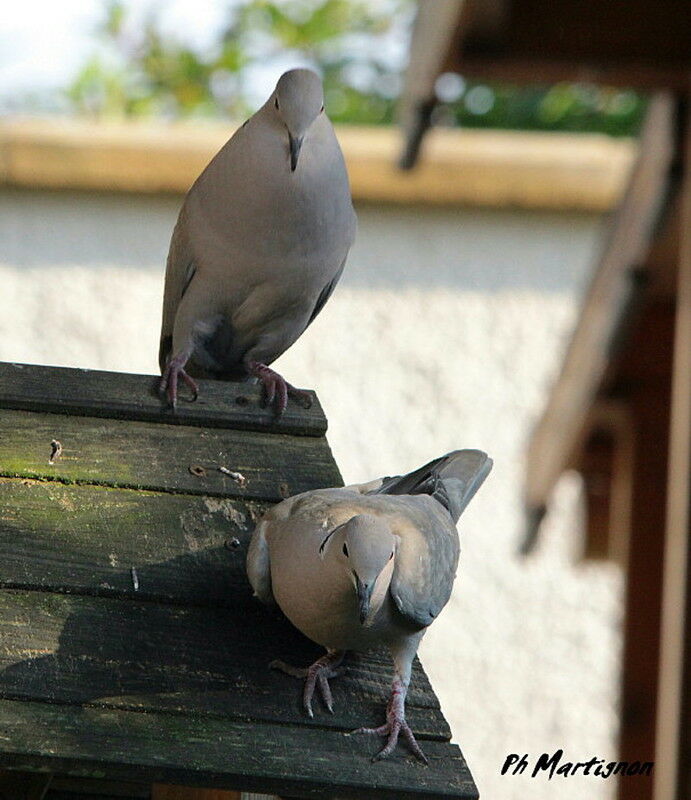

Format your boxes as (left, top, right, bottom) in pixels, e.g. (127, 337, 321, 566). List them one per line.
(0, 362, 326, 436)
(0, 361, 478, 799)
(0, 409, 339, 501)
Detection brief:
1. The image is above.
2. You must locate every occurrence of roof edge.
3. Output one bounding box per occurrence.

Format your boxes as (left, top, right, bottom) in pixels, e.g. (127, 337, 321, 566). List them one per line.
(0, 116, 635, 211)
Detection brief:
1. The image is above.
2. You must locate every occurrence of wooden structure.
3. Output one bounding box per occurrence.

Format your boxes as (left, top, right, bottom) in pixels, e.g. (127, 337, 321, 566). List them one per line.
(0, 361, 478, 800)
(524, 95, 690, 800)
(400, 3, 690, 799)
(0, 116, 634, 211)
(399, 0, 691, 168)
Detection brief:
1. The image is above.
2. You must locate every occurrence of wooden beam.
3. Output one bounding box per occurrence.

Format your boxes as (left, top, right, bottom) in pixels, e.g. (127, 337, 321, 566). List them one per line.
(614, 300, 676, 800)
(654, 96, 691, 800)
(579, 427, 616, 560)
(0, 772, 51, 800)
(43, 776, 150, 797)
(452, 0, 691, 89)
(0, 118, 634, 211)
(525, 93, 675, 516)
(152, 786, 240, 800)
(398, 0, 465, 163)
(577, 401, 633, 562)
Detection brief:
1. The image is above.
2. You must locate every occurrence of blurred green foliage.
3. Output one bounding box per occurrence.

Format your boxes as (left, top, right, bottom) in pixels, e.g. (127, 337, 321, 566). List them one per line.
(441, 79, 646, 137)
(66, 0, 645, 135)
(66, 0, 408, 124)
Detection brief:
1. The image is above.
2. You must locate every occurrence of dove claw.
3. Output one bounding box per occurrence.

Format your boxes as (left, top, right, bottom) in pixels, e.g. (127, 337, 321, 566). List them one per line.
(248, 361, 311, 417)
(270, 650, 345, 716)
(353, 678, 428, 764)
(160, 354, 199, 408)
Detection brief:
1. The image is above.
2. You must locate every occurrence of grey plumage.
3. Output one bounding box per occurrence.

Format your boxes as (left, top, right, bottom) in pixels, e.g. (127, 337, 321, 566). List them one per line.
(247, 449, 492, 762)
(159, 68, 356, 412)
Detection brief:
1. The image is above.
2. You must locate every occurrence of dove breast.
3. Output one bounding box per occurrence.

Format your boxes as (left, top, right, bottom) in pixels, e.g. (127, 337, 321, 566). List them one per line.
(250, 489, 460, 653)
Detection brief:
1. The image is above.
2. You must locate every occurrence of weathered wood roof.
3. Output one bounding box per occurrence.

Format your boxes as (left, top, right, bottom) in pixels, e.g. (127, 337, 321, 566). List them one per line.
(0, 361, 478, 799)
(445, 0, 691, 89)
(399, 0, 691, 167)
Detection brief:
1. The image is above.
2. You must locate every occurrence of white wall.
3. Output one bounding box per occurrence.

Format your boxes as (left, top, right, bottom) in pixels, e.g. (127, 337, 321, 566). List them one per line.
(0, 187, 622, 799)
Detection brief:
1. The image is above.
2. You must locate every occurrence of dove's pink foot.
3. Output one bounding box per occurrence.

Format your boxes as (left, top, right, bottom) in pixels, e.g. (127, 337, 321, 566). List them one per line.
(248, 361, 313, 416)
(270, 650, 345, 717)
(353, 678, 429, 764)
(159, 354, 198, 408)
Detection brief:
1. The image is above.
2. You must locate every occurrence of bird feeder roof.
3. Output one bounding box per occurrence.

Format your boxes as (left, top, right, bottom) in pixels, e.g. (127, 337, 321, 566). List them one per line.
(0, 361, 477, 799)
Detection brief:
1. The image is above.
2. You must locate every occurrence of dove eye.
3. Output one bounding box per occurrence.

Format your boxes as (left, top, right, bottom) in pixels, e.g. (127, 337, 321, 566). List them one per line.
(274, 97, 279, 110)
(389, 551, 394, 560)
(320, 104, 324, 113)
(342, 542, 349, 557)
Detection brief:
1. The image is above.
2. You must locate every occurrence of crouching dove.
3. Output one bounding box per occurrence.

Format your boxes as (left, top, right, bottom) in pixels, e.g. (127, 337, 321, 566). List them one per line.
(247, 449, 492, 762)
(159, 68, 356, 414)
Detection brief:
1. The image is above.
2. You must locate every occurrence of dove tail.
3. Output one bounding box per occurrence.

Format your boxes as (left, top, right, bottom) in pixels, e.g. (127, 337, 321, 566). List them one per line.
(369, 449, 492, 523)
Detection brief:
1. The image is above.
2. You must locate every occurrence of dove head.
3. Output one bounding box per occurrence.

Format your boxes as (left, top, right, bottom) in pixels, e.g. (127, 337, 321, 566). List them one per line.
(337, 514, 397, 625)
(272, 69, 325, 171)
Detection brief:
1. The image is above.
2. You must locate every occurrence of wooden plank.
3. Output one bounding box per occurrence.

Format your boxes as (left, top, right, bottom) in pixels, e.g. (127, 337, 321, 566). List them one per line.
(0, 410, 342, 501)
(46, 794, 140, 800)
(524, 93, 675, 517)
(47, 794, 143, 800)
(0, 363, 326, 438)
(48, 776, 150, 797)
(0, 700, 477, 800)
(654, 99, 691, 800)
(152, 786, 240, 800)
(0, 479, 266, 606)
(0, 590, 448, 741)
(0, 772, 52, 800)
(399, 0, 465, 146)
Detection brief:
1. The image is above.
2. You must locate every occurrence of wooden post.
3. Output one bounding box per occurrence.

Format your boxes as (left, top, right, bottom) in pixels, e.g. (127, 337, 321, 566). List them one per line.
(616, 300, 675, 800)
(654, 97, 691, 800)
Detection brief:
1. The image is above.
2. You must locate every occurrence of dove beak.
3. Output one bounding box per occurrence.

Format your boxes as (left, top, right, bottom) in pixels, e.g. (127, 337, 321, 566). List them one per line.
(355, 576, 373, 624)
(289, 133, 303, 171)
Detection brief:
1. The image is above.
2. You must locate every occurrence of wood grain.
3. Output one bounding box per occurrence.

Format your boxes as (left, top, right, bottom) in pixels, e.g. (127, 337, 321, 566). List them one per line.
(0, 589, 447, 739)
(0, 410, 342, 501)
(0, 479, 265, 606)
(0, 362, 326, 438)
(0, 361, 475, 797)
(0, 699, 477, 799)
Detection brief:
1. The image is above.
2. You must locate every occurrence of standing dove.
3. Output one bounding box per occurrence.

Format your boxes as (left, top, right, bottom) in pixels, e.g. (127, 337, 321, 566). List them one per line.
(247, 449, 492, 762)
(159, 68, 356, 413)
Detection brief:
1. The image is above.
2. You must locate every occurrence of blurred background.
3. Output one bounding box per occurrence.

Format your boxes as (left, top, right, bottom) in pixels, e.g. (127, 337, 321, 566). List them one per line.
(2, 2, 686, 800)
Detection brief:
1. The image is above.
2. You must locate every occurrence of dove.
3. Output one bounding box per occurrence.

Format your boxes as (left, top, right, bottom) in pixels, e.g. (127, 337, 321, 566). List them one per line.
(159, 68, 357, 414)
(247, 449, 492, 762)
